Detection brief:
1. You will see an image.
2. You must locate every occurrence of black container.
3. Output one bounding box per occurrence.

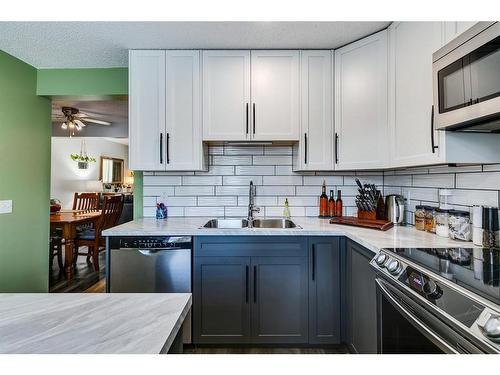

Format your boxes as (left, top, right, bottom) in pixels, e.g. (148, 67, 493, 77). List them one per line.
(482, 207, 500, 248)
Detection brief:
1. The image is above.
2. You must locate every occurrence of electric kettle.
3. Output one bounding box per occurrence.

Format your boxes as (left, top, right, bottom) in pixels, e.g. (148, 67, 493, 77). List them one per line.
(385, 195, 405, 225)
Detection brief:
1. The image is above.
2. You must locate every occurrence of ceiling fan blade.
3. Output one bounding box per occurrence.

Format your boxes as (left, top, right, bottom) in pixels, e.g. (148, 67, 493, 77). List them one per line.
(84, 118, 111, 126)
(74, 119, 86, 128)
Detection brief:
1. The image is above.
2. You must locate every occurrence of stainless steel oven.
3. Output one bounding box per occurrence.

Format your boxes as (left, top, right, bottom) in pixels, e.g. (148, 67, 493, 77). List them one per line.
(433, 22, 500, 132)
(371, 249, 500, 354)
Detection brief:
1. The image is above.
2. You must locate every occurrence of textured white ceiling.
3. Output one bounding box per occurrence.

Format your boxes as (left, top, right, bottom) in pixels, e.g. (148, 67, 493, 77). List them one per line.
(0, 21, 390, 68)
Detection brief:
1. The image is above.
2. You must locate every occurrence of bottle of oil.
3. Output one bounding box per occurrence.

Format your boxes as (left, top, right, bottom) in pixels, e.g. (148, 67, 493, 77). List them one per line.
(319, 180, 328, 217)
(329, 190, 335, 217)
(335, 190, 343, 217)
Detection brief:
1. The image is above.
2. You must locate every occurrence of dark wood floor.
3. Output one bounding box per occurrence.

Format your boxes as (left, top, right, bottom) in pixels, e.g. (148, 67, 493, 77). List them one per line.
(49, 248, 106, 293)
(183, 345, 349, 354)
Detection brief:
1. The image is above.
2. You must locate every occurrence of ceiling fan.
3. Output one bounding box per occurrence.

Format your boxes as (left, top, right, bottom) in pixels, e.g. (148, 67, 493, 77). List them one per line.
(57, 107, 112, 136)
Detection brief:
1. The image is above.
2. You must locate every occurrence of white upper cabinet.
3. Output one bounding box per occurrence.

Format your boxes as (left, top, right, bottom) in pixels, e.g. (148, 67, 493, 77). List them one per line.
(388, 22, 444, 168)
(334, 30, 389, 170)
(129, 50, 206, 171)
(129, 50, 165, 171)
(293, 50, 334, 171)
(202, 51, 251, 141)
(251, 51, 300, 141)
(165, 51, 206, 171)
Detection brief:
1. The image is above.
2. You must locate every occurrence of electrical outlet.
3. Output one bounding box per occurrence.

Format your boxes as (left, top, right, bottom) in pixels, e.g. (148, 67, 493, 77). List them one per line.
(0, 200, 13, 214)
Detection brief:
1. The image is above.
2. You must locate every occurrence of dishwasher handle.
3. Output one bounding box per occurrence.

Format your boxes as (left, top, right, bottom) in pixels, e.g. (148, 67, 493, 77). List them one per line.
(138, 248, 182, 256)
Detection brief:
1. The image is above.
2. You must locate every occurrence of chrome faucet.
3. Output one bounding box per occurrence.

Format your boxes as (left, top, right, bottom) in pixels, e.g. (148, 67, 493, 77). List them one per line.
(247, 181, 260, 226)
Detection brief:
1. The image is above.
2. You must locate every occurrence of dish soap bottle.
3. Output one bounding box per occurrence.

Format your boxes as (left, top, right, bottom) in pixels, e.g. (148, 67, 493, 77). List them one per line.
(283, 198, 291, 219)
(319, 180, 328, 217)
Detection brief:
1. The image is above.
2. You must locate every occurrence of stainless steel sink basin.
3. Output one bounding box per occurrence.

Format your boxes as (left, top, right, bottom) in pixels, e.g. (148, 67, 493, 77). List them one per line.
(202, 219, 249, 229)
(250, 219, 299, 229)
(201, 218, 300, 229)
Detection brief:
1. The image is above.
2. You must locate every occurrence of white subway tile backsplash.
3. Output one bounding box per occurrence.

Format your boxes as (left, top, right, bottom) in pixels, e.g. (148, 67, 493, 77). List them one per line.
(198, 196, 238, 207)
(303, 176, 343, 186)
(141, 145, 500, 221)
(212, 155, 252, 166)
(143, 175, 182, 186)
(236, 165, 275, 176)
(223, 176, 263, 186)
(412, 174, 454, 188)
(182, 176, 223, 186)
(263, 175, 303, 185)
(456, 172, 500, 190)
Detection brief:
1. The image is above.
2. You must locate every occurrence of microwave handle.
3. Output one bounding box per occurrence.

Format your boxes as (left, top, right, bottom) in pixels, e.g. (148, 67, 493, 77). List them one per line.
(431, 105, 438, 154)
(376, 278, 460, 354)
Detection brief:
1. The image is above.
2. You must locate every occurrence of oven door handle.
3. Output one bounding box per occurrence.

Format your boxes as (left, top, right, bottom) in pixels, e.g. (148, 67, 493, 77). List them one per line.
(376, 278, 460, 354)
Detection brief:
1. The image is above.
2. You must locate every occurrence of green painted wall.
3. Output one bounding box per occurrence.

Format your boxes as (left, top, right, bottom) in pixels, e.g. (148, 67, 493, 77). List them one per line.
(0, 51, 51, 292)
(37, 68, 128, 98)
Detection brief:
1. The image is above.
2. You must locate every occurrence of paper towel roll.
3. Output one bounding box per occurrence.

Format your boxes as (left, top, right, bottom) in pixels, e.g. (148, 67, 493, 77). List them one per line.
(472, 205, 483, 228)
(473, 226, 484, 246)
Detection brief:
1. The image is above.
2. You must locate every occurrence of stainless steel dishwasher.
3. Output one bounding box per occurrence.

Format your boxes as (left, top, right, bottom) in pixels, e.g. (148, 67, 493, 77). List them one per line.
(107, 236, 192, 342)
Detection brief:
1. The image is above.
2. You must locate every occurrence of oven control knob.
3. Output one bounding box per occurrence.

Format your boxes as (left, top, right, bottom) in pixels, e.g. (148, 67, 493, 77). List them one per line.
(482, 316, 500, 341)
(423, 280, 442, 300)
(386, 259, 402, 275)
(375, 253, 388, 266)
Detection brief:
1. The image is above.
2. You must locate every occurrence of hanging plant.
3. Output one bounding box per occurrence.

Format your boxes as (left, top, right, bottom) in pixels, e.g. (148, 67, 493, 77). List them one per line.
(70, 140, 96, 169)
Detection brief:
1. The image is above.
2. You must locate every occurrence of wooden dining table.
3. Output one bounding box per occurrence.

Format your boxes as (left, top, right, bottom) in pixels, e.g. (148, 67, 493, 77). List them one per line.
(50, 210, 102, 282)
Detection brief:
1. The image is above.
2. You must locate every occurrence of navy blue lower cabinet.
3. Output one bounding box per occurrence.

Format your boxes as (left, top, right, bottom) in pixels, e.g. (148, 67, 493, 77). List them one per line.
(345, 239, 378, 353)
(193, 256, 252, 344)
(193, 236, 309, 344)
(308, 237, 341, 344)
(251, 256, 309, 344)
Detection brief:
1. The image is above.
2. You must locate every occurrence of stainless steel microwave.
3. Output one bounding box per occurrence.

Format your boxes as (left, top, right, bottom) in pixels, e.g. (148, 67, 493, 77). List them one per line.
(433, 22, 500, 132)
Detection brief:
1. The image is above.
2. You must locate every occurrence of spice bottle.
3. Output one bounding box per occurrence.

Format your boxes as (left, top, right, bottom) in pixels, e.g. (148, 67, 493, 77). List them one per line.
(415, 205, 425, 231)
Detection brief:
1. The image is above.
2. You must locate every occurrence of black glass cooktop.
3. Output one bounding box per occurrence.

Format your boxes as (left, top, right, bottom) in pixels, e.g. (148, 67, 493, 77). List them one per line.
(386, 247, 500, 306)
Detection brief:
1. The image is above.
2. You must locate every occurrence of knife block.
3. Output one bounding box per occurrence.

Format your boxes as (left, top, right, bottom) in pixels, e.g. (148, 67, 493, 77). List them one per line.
(357, 209, 377, 221)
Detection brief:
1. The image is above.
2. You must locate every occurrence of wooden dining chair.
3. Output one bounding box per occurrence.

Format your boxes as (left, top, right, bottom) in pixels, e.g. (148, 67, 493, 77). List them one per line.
(73, 192, 100, 211)
(74, 195, 124, 271)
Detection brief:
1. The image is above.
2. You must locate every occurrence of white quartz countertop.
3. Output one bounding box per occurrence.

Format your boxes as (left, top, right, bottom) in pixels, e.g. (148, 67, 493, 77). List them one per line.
(0, 293, 191, 354)
(103, 217, 477, 254)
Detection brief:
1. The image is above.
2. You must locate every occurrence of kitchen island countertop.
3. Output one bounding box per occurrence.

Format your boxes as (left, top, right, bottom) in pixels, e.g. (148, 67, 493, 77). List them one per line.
(102, 217, 477, 254)
(0, 293, 191, 354)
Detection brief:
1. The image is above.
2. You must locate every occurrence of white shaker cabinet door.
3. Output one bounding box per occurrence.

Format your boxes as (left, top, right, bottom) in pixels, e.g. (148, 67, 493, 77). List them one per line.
(294, 50, 334, 171)
(334, 30, 389, 170)
(388, 22, 444, 168)
(202, 51, 251, 141)
(251, 50, 300, 141)
(128, 50, 166, 171)
(165, 51, 206, 171)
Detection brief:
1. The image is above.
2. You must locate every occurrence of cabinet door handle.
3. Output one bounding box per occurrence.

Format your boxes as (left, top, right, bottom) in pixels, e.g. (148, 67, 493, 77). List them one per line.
(246, 103, 249, 135)
(431, 105, 438, 154)
(166, 133, 170, 164)
(335, 133, 339, 164)
(245, 265, 249, 303)
(253, 265, 257, 303)
(304, 133, 308, 164)
(159, 133, 163, 164)
(312, 244, 316, 281)
(252, 103, 256, 135)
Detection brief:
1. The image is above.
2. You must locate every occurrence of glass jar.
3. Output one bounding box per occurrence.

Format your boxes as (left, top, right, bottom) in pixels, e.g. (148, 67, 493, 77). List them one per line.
(425, 206, 437, 233)
(415, 205, 426, 231)
(448, 210, 472, 241)
(435, 208, 449, 238)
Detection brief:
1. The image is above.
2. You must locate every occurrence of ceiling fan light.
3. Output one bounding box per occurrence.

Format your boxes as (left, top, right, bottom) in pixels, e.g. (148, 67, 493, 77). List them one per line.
(61, 122, 68, 130)
(75, 119, 86, 128)
(75, 124, 82, 131)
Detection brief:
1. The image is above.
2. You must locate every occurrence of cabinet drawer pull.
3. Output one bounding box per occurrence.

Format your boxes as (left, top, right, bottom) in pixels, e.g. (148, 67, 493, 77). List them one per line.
(312, 244, 316, 281)
(159, 133, 163, 164)
(304, 133, 308, 164)
(252, 103, 256, 135)
(245, 265, 249, 303)
(253, 265, 257, 303)
(431, 105, 438, 154)
(166, 133, 170, 164)
(246, 103, 249, 135)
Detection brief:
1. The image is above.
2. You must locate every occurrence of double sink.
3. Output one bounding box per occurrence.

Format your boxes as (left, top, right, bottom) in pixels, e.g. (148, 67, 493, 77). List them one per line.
(202, 218, 300, 229)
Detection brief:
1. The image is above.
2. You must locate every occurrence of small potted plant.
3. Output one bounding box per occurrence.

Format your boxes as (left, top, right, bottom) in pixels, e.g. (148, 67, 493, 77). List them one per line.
(70, 140, 96, 169)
